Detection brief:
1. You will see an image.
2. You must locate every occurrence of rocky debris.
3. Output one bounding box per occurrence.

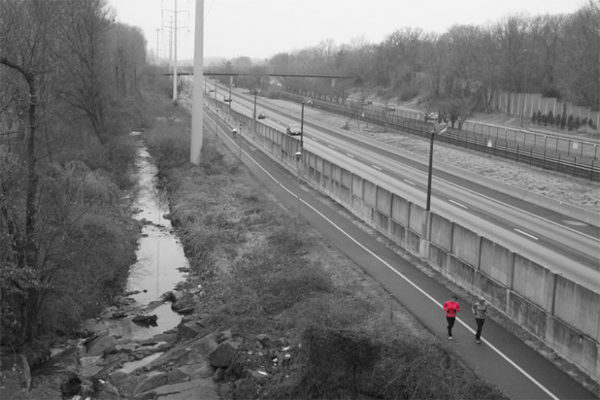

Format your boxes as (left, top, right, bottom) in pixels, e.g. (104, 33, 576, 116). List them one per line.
(208, 331, 243, 369)
(256, 333, 272, 349)
(132, 314, 158, 327)
(111, 311, 127, 319)
(178, 319, 210, 341)
(161, 290, 181, 303)
(170, 292, 198, 315)
(85, 333, 117, 357)
(134, 370, 169, 395)
(19, 287, 225, 399)
(161, 289, 199, 315)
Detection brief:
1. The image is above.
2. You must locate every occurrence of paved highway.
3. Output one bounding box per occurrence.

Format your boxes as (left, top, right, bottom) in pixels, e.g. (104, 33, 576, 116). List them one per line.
(204, 105, 597, 399)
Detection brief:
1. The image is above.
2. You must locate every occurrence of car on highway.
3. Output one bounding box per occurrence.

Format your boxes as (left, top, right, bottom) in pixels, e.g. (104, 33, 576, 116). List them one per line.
(286, 125, 302, 136)
(257, 112, 266, 119)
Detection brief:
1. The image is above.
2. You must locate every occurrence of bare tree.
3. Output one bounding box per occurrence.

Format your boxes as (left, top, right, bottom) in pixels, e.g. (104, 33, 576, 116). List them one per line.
(0, 0, 62, 342)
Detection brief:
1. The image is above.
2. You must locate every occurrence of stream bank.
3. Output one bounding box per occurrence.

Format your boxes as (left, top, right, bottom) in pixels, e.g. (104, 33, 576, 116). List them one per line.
(4, 136, 224, 399)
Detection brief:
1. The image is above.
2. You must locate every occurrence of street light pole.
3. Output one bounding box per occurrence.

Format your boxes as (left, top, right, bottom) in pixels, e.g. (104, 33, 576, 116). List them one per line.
(300, 99, 312, 150)
(238, 124, 242, 160)
(215, 108, 219, 136)
(252, 90, 258, 136)
(425, 122, 448, 212)
(228, 76, 232, 112)
(421, 122, 447, 259)
(214, 79, 217, 106)
(425, 131, 435, 212)
(295, 151, 302, 218)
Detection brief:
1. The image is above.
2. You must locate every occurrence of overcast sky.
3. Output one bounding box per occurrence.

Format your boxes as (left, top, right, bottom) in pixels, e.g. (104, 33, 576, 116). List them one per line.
(108, 0, 585, 62)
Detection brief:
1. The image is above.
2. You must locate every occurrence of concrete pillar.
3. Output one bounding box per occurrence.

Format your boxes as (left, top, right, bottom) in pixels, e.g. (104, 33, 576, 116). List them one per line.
(190, 0, 204, 165)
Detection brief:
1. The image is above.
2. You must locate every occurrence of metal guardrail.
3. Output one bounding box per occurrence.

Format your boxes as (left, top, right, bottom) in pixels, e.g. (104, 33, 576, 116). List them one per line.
(279, 92, 599, 181)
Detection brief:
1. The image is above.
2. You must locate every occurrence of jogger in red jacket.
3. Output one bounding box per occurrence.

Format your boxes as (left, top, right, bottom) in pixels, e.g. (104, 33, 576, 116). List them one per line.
(443, 295, 460, 339)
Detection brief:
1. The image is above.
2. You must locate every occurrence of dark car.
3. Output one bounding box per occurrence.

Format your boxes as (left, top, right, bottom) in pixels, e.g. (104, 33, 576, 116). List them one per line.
(257, 112, 266, 119)
(286, 125, 302, 136)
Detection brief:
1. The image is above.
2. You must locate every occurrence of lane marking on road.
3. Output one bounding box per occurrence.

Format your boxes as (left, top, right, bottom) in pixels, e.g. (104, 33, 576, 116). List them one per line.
(346, 153, 354, 158)
(403, 179, 415, 186)
(372, 164, 382, 171)
(514, 228, 539, 240)
(449, 199, 468, 209)
(229, 135, 559, 400)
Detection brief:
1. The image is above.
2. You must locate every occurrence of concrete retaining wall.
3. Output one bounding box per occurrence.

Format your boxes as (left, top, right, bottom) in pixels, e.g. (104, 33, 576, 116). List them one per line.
(229, 107, 600, 381)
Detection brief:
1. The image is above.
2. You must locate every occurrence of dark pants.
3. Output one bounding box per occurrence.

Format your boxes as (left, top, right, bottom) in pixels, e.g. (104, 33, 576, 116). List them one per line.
(475, 318, 485, 340)
(446, 316, 455, 337)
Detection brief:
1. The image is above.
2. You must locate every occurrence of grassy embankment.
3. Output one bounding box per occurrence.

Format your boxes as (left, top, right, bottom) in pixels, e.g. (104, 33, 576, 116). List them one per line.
(143, 90, 507, 399)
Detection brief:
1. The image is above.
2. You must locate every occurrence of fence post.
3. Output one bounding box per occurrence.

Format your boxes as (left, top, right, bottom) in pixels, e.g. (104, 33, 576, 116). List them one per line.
(530, 149, 533, 166)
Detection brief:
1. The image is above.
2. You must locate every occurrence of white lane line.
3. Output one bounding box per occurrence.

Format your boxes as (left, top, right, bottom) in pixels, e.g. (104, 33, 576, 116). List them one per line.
(233, 137, 558, 400)
(514, 228, 539, 240)
(372, 164, 382, 171)
(449, 199, 468, 209)
(403, 179, 415, 186)
(346, 153, 354, 158)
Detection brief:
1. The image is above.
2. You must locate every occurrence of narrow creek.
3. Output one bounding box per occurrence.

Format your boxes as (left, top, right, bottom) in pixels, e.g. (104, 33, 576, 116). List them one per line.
(122, 143, 188, 339)
(32, 136, 190, 388)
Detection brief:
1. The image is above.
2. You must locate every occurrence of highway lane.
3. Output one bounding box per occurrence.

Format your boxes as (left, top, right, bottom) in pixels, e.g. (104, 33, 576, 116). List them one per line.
(205, 106, 597, 399)
(217, 86, 600, 282)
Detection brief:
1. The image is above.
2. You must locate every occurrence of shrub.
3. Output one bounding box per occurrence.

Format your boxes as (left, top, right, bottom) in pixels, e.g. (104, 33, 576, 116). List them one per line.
(541, 86, 561, 99)
(294, 327, 507, 400)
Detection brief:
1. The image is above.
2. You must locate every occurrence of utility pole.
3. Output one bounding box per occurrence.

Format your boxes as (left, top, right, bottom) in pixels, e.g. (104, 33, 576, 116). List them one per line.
(190, 0, 204, 164)
(155, 28, 160, 65)
(162, 0, 187, 102)
(167, 16, 173, 68)
(172, 0, 178, 102)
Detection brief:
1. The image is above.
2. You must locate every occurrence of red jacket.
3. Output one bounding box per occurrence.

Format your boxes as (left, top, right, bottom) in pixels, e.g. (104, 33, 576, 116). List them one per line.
(444, 300, 460, 317)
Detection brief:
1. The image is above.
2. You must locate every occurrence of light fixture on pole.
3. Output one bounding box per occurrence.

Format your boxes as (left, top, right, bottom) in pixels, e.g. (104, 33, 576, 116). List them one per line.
(300, 99, 313, 150)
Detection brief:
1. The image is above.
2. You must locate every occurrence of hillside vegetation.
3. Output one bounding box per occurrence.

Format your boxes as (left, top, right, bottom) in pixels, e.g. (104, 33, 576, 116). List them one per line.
(0, 0, 151, 362)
